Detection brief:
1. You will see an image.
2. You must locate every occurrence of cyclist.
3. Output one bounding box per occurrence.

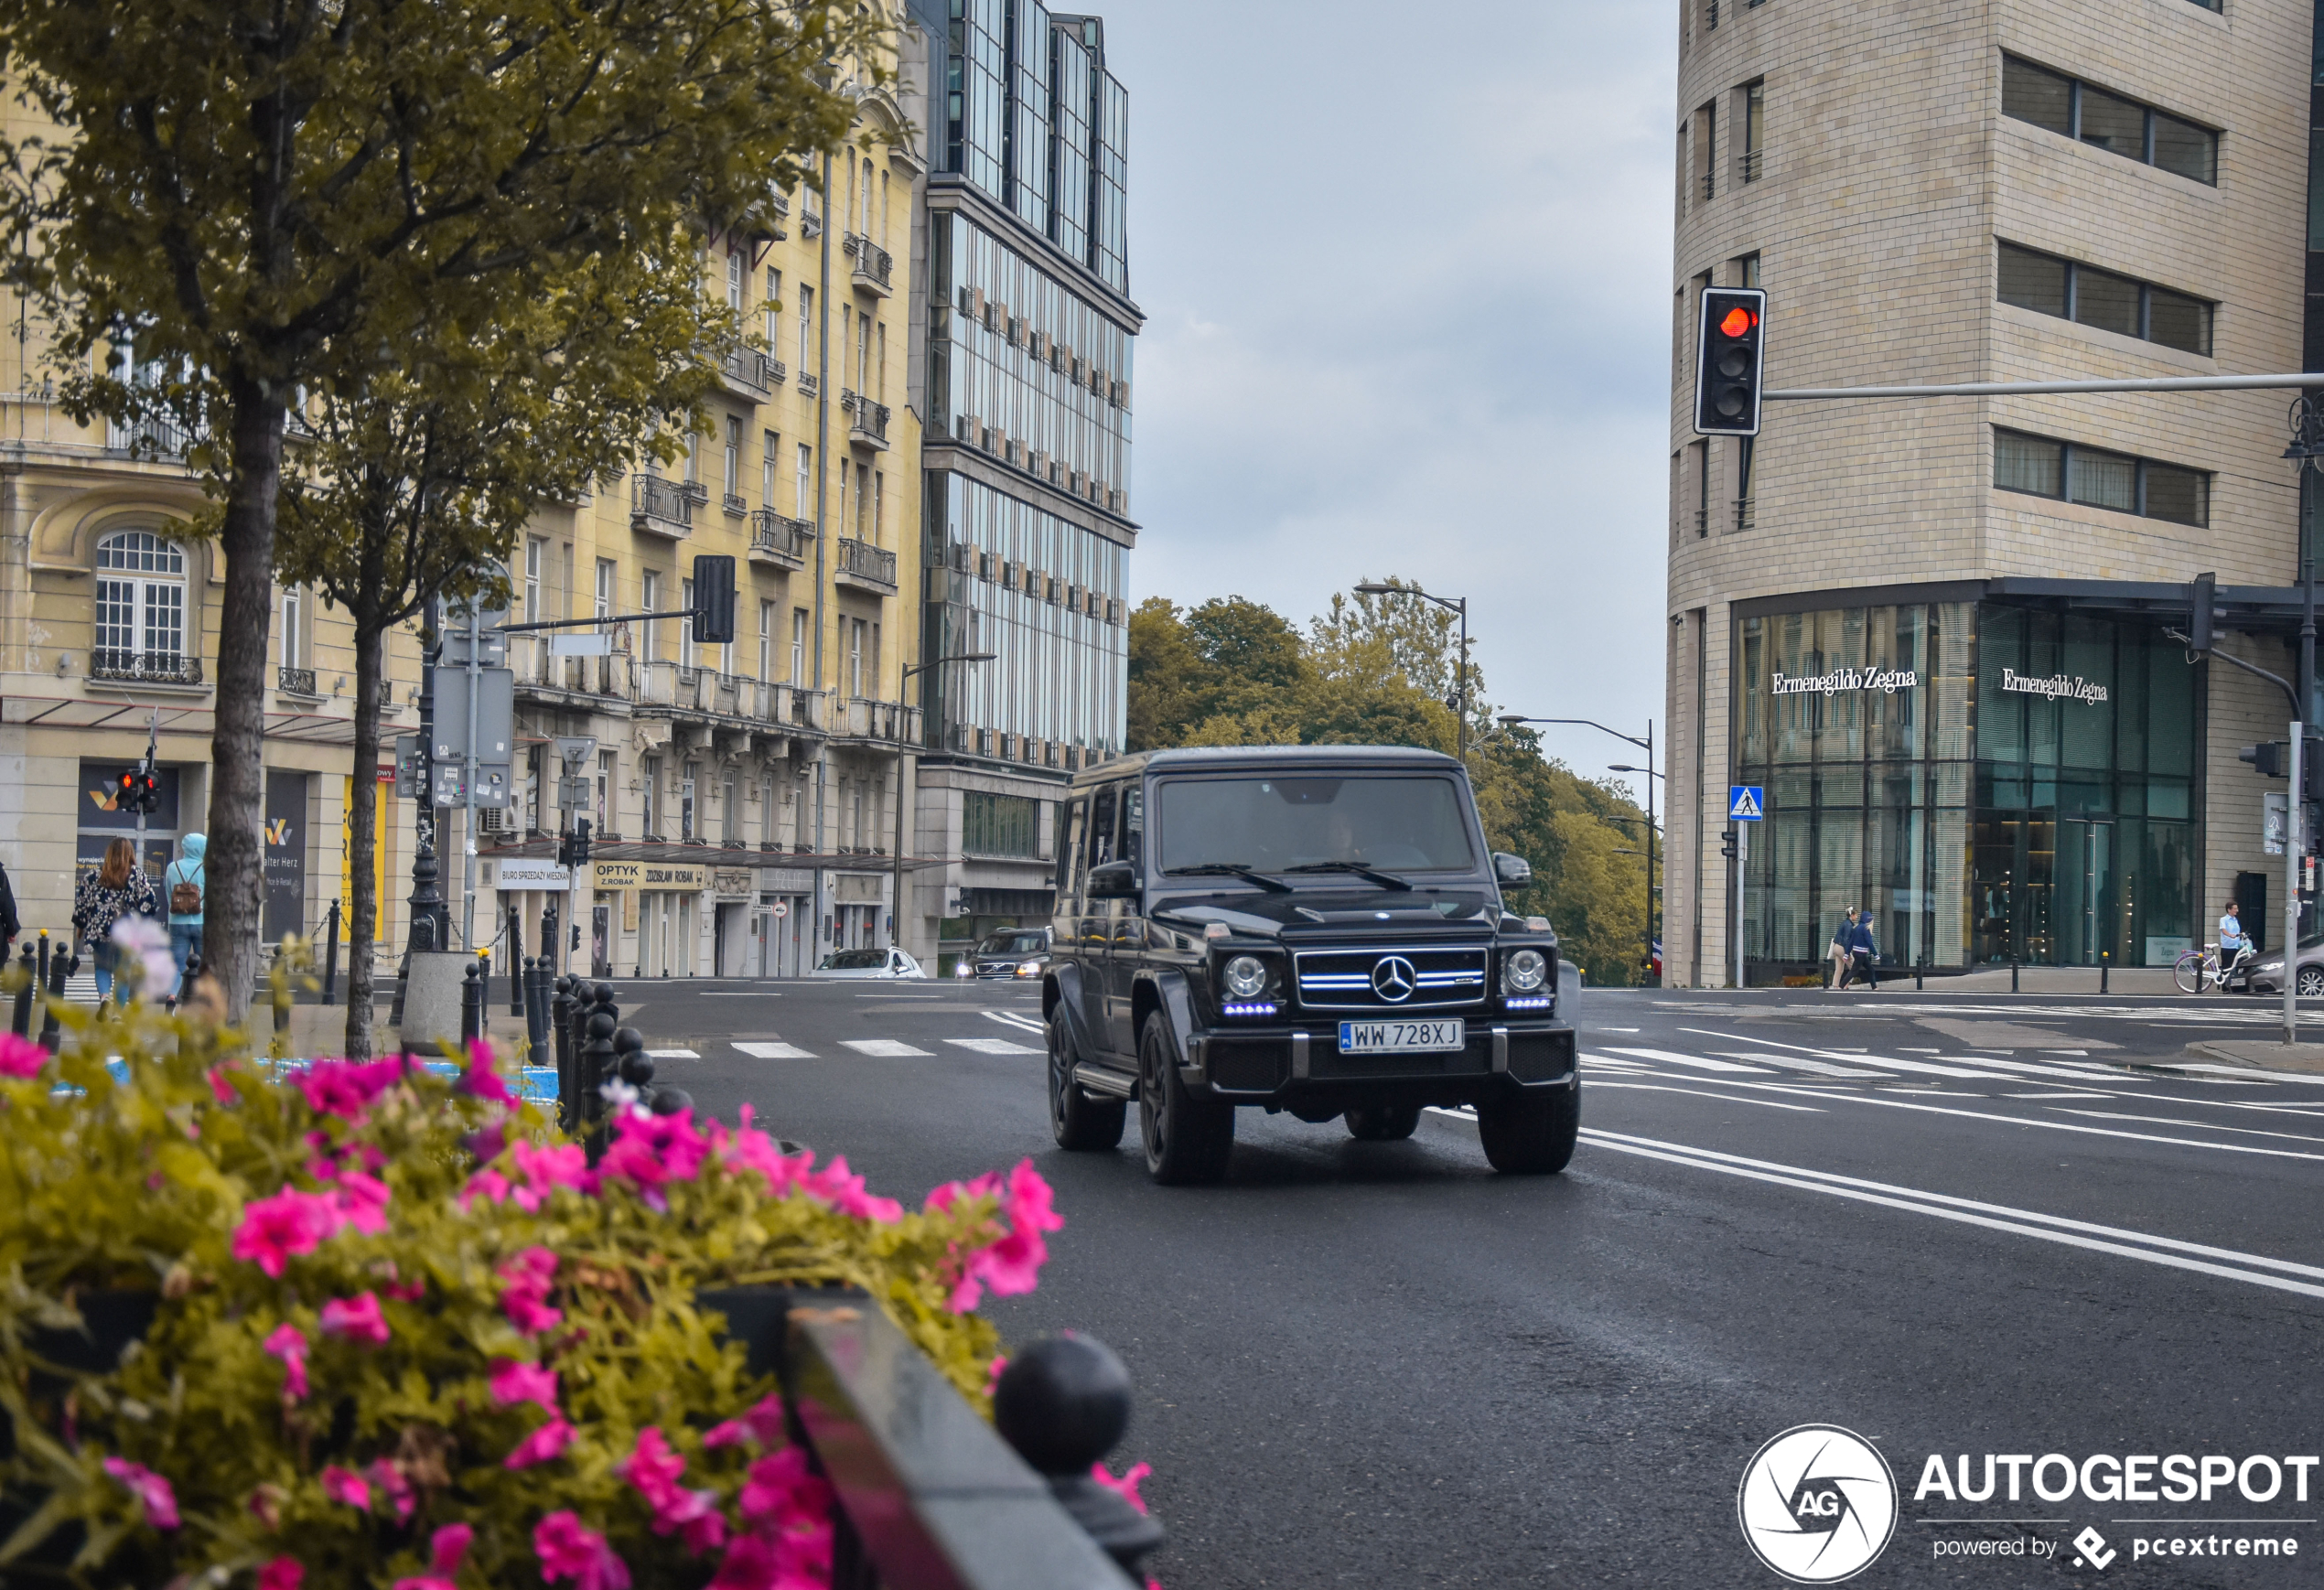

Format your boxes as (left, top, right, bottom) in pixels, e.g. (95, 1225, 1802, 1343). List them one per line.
(2219, 899, 2254, 991)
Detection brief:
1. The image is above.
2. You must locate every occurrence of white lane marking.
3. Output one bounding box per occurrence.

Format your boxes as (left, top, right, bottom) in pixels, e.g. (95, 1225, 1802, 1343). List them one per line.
(945, 1037, 1041, 1055)
(841, 1039, 934, 1058)
(1597, 1026, 1641, 1033)
(2043, 1049, 2091, 1056)
(1709, 1051, 1888, 1078)
(2007, 1091, 2116, 1100)
(984, 1008, 1049, 1035)
(2055, 1110, 2324, 1146)
(733, 1041, 816, 1059)
(1604, 1047, 1774, 1074)
(700, 991, 785, 996)
(1680, 1026, 1829, 1056)
(644, 1048, 698, 1059)
(1849, 1054, 2027, 1080)
(1587, 1080, 1824, 1112)
(1715, 1082, 2324, 1161)
(2154, 1062, 2324, 1084)
(1943, 1053, 2176, 1083)
(1589, 1129, 2324, 1292)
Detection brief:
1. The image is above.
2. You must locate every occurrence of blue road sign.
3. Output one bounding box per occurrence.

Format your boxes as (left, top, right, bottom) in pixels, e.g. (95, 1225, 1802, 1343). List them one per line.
(1729, 785, 1765, 822)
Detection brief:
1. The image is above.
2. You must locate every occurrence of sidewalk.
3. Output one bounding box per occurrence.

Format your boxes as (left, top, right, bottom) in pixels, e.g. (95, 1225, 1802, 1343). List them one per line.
(1922, 966, 2182, 995)
(2179, 1039, 2324, 1076)
(268, 1003, 540, 1060)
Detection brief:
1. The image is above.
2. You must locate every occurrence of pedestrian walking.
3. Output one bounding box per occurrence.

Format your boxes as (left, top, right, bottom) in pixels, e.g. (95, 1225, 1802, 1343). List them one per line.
(1846, 912, 1881, 992)
(1827, 908, 1856, 989)
(73, 837, 159, 1005)
(164, 832, 206, 997)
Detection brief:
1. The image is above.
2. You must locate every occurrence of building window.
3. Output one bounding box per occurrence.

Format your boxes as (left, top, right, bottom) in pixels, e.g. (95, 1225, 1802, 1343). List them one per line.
(595, 557, 615, 621)
(641, 570, 661, 661)
(280, 585, 305, 671)
(94, 530, 188, 665)
(1996, 242, 2212, 356)
(762, 430, 778, 506)
(847, 617, 865, 698)
(1994, 428, 2209, 526)
(523, 536, 544, 622)
(681, 576, 697, 668)
(1739, 81, 1764, 182)
(797, 443, 812, 519)
(2002, 57, 2217, 186)
(642, 754, 662, 838)
(963, 790, 1039, 856)
(759, 599, 775, 682)
(726, 248, 744, 310)
(798, 284, 814, 371)
(1740, 252, 1761, 289)
(791, 607, 809, 683)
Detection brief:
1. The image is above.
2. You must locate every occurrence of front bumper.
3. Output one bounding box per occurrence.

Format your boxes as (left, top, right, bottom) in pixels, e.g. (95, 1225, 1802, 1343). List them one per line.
(1180, 1017, 1576, 1109)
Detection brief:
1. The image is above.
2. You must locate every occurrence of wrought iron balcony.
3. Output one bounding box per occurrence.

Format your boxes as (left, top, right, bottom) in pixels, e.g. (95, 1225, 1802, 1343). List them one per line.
(801, 209, 823, 239)
(1700, 172, 1715, 201)
(799, 372, 820, 399)
(1738, 148, 1764, 183)
(723, 490, 748, 517)
(277, 665, 318, 695)
(758, 353, 787, 387)
(630, 473, 694, 538)
(749, 508, 812, 568)
(719, 340, 770, 399)
(105, 415, 195, 459)
(835, 536, 898, 594)
(849, 236, 894, 296)
(849, 397, 890, 450)
(92, 650, 202, 685)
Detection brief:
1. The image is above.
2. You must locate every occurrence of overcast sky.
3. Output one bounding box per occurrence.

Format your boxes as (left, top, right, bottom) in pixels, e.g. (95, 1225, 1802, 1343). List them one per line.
(1089, 0, 1679, 800)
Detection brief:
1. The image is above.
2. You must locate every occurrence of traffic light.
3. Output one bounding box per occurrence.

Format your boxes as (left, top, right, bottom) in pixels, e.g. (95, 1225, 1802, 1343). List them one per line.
(114, 763, 159, 814)
(2188, 571, 2217, 653)
(2243, 742, 2289, 779)
(692, 553, 737, 645)
(568, 817, 592, 871)
(1720, 830, 1739, 860)
(1694, 286, 1767, 437)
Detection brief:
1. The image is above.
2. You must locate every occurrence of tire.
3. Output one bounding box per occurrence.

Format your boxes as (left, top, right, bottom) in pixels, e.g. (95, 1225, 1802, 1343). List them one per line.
(1048, 1008, 1125, 1151)
(2299, 967, 2324, 999)
(1136, 1013, 1232, 1184)
(1345, 1102, 1421, 1141)
(1477, 1084, 1580, 1176)
(2174, 951, 2209, 995)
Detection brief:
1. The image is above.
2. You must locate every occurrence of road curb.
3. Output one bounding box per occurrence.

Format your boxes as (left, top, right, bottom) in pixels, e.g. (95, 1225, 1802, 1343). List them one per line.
(2179, 1040, 2324, 1076)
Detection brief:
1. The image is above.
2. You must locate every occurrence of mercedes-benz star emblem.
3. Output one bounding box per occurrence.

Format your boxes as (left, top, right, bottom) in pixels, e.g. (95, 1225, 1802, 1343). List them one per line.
(1372, 955, 1417, 1003)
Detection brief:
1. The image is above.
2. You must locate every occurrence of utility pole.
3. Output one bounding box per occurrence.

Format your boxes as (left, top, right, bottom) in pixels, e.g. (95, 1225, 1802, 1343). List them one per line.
(893, 653, 994, 955)
(460, 598, 482, 956)
(403, 598, 447, 958)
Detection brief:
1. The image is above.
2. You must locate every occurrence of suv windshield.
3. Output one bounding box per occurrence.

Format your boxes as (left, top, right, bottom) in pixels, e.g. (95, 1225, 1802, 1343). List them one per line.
(976, 930, 1049, 957)
(1156, 775, 1477, 876)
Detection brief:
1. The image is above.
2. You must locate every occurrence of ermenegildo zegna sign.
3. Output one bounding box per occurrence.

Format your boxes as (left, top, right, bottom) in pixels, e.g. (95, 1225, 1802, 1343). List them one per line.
(1770, 667, 1920, 696)
(2000, 667, 2111, 705)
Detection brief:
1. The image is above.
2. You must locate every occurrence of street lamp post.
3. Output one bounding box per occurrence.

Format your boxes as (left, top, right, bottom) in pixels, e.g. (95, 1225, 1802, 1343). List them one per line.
(1500, 714, 1660, 986)
(892, 651, 995, 954)
(1354, 581, 1469, 758)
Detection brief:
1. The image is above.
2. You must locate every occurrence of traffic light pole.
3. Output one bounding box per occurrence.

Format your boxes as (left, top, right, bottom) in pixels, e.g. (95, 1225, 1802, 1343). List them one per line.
(1735, 822, 1748, 993)
(2290, 730, 2304, 1048)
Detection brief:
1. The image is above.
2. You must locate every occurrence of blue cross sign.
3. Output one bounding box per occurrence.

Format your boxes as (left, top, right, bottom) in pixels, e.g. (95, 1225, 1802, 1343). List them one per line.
(1729, 785, 1765, 822)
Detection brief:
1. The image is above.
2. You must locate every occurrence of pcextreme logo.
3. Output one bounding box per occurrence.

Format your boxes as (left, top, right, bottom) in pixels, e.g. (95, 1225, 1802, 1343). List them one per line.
(1738, 1424, 1899, 1584)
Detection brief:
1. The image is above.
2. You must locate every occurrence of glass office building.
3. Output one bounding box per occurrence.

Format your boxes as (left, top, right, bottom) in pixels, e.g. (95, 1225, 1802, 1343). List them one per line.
(1736, 595, 2198, 972)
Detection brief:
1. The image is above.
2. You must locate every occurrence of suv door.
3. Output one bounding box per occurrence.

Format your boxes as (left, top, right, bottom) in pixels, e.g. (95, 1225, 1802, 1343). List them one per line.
(1080, 783, 1121, 1053)
(1103, 780, 1147, 1055)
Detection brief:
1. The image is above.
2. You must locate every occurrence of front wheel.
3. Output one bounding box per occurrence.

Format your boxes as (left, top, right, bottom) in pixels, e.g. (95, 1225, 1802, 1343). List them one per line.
(2298, 967, 2324, 999)
(2174, 951, 2211, 995)
(1477, 1085, 1580, 1175)
(1137, 1014, 1233, 1185)
(1049, 1009, 1125, 1151)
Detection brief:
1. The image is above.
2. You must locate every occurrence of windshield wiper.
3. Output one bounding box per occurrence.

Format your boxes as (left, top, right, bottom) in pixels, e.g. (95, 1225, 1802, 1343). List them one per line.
(1279, 861, 1414, 890)
(1161, 863, 1294, 894)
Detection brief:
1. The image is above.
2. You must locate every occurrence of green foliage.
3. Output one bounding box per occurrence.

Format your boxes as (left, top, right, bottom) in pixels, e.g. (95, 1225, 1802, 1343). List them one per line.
(0, 979, 1026, 1588)
(1126, 581, 1656, 985)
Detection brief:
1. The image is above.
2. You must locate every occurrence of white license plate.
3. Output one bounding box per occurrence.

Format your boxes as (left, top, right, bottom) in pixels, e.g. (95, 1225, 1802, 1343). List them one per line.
(1338, 1018, 1465, 1055)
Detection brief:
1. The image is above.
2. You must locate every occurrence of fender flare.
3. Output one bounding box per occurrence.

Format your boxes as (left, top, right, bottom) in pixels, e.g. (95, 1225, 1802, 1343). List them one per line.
(1135, 969, 1200, 1076)
(1043, 963, 1097, 1061)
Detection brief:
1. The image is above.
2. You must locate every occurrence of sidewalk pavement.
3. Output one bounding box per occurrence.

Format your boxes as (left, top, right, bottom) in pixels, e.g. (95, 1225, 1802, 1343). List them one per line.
(272, 1003, 538, 1060)
(2180, 1039, 2324, 1076)
(1927, 966, 2182, 995)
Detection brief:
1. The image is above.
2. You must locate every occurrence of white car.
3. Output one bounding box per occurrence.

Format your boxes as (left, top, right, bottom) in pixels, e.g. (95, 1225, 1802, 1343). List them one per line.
(810, 947, 928, 980)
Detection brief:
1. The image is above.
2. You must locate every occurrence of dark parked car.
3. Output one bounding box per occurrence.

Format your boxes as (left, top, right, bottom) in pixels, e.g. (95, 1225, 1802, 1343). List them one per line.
(1041, 744, 1576, 1184)
(958, 927, 1055, 981)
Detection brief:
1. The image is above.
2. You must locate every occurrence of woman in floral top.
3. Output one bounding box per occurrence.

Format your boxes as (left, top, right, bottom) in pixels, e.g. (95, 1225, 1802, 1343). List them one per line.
(74, 837, 159, 1005)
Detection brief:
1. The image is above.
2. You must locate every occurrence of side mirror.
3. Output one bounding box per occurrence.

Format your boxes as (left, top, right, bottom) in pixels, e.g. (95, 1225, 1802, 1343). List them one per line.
(1086, 859, 1139, 899)
(1492, 852, 1533, 887)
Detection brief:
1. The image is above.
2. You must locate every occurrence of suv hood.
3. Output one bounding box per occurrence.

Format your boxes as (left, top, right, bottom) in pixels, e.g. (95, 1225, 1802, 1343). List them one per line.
(1154, 886, 1501, 938)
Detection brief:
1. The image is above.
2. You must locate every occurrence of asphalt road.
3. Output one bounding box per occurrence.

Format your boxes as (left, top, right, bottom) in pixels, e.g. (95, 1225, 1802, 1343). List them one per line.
(603, 975, 2324, 1587)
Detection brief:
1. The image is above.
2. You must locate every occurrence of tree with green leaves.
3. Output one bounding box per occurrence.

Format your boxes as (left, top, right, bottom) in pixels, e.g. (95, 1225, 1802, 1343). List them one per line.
(276, 242, 728, 1056)
(0, 0, 879, 1016)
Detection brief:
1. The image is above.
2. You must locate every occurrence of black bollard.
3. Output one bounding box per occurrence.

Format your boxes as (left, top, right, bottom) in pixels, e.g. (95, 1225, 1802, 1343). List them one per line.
(580, 983, 618, 1139)
(322, 900, 340, 1005)
(2101, 951, 2110, 995)
(614, 1026, 652, 1108)
(551, 975, 578, 1133)
(509, 904, 525, 1016)
(2011, 955, 2020, 994)
(460, 960, 483, 1045)
(36, 929, 48, 997)
(37, 942, 74, 1054)
(994, 1337, 1166, 1577)
(11, 940, 35, 1037)
(543, 900, 561, 977)
(1915, 952, 1925, 992)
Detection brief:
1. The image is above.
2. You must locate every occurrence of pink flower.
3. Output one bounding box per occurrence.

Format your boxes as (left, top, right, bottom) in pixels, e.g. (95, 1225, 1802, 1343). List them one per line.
(511, 1140, 597, 1209)
(457, 1166, 511, 1211)
(207, 1064, 241, 1104)
(490, 1359, 560, 1411)
(102, 1456, 178, 1529)
(797, 1154, 902, 1222)
(392, 1579, 457, 1590)
(615, 1427, 727, 1551)
(985, 1355, 1007, 1395)
(231, 1188, 341, 1277)
(257, 1558, 304, 1590)
(369, 1458, 416, 1522)
(599, 1109, 712, 1195)
(1091, 1460, 1152, 1514)
(295, 1058, 405, 1119)
(263, 1322, 309, 1402)
(619, 1426, 688, 1505)
(333, 1170, 393, 1235)
(535, 1511, 631, 1590)
(319, 1292, 391, 1347)
(705, 1393, 789, 1451)
(499, 1247, 563, 1335)
(505, 1416, 576, 1469)
(738, 1446, 830, 1528)
(385, 1271, 427, 1302)
(705, 1532, 823, 1590)
(460, 1039, 518, 1106)
(0, 1031, 46, 1079)
(320, 1465, 371, 1510)
(937, 1160, 1062, 1312)
(431, 1521, 474, 1574)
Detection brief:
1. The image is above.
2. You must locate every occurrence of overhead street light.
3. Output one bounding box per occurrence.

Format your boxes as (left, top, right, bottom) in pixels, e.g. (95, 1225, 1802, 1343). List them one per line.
(891, 652, 997, 951)
(1356, 581, 1470, 758)
(1501, 713, 1660, 986)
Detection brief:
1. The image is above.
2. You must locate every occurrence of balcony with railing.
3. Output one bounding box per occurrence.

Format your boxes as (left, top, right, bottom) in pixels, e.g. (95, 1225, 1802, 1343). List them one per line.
(92, 650, 202, 686)
(1734, 497, 1756, 532)
(630, 473, 693, 539)
(749, 508, 812, 569)
(105, 415, 196, 460)
(798, 371, 820, 399)
(758, 352, 787, 387)
(837, 696, 922, 742)
(719, 340, 770, 400)
(834, 536, 898, 595)
(277, 666, 318, 696)
(1738, 148, 1764, 183)
(849, 397, 890, 451)
(845, 232, 894, 297)
(722, 490, 748, 518)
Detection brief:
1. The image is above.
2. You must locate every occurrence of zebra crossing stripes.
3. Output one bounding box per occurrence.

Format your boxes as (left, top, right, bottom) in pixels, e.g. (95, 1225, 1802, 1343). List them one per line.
(733, 1030, 1048, 1060)
(839, 1039, 933, 1058)
(944, 1037, 1041, 1055)
(733, 1041, 816, 1059)
(1601, 1047, 1776, 1074)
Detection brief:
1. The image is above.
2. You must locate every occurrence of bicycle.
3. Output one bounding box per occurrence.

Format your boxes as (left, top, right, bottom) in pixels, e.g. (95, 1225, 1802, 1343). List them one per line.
(2174, 943, 2257, 994)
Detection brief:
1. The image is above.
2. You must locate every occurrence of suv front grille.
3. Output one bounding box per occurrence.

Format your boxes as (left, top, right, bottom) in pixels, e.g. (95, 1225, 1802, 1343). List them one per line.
(1292, 946, 1489, 1011)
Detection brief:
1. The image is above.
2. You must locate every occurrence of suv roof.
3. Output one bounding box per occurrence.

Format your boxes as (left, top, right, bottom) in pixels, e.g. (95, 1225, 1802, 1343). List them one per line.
(1071, 744, 1462, 790)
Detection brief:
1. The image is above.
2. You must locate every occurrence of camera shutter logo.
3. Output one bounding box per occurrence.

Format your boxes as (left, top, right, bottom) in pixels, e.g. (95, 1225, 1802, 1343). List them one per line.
(1737, 1424, 1898, 1583)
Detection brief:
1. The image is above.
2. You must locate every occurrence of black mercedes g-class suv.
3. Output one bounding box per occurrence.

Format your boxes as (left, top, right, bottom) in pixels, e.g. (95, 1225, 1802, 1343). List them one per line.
(1041, 745, 1577, 1184)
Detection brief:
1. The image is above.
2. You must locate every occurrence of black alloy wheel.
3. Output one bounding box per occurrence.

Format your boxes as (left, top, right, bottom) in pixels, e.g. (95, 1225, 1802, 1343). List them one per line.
(1048, 1007, 1125, 1150)
(1137, 1013, 1233, 1185)
(1476, 1083, 1581, 1175)
(1345, 1102, 1422, 1141)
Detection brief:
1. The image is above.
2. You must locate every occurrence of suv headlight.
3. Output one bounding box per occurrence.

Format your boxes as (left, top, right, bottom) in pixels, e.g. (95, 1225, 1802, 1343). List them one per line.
(1016, 959, 1045, 977)
(1222, 954, 1267, 998)
(1503, 948, 1549, 994)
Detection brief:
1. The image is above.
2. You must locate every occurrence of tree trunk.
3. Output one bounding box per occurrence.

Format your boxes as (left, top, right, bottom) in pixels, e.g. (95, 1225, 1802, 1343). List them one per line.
(342, 620, 386, 1058)
(204, 377, 286, 1024)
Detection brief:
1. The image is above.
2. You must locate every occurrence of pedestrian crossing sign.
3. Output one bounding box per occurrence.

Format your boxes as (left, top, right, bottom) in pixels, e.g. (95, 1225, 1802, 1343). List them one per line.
(1729, 785, 1764, 821)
